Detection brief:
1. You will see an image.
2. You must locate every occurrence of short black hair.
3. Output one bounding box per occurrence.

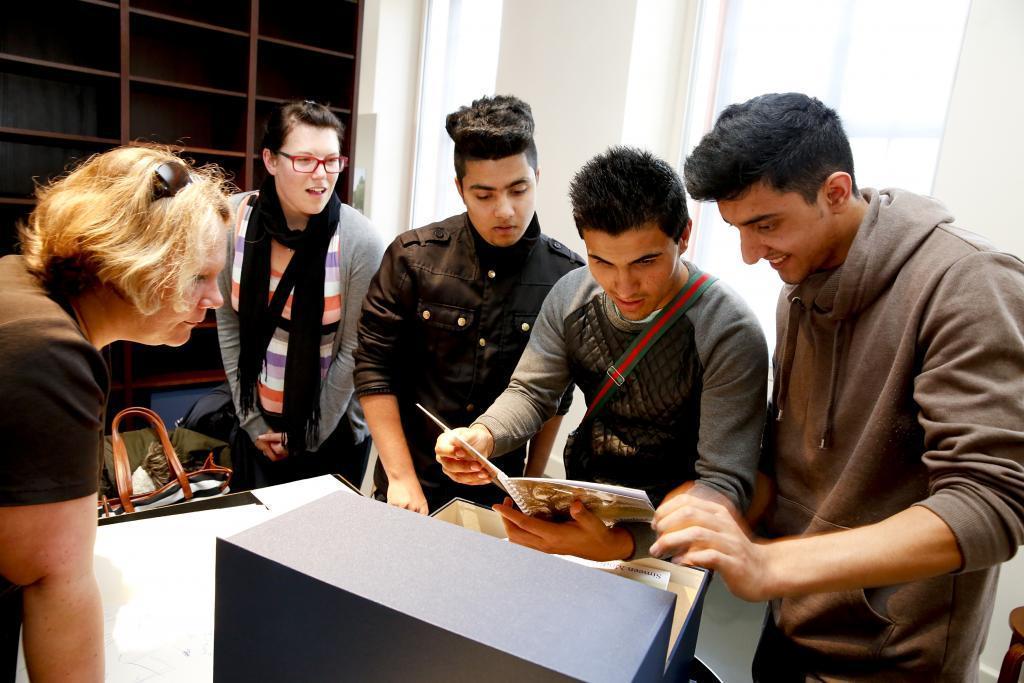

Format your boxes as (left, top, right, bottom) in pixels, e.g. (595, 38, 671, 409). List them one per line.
(261, 100, 344, 153)
(446, 94, 538, 180)
(569, 146, 689, 242)
(684, 92, 857, 204)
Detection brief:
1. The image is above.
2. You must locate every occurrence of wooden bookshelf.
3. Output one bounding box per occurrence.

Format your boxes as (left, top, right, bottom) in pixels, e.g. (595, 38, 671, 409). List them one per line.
(0, 0, 364, 423)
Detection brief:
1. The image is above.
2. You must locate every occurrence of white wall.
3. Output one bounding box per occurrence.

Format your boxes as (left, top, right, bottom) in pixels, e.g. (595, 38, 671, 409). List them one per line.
(934, 2, 1024, 679)
(494, 0, 698, 255)
(621, 0, 699, 164)
(494, 0, 637, 254)
(934, 0, 1024, 258)
(353, 0, 426, 237)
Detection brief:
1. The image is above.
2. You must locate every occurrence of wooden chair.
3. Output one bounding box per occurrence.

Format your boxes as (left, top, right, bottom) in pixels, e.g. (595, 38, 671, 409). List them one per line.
(998, 606, 1024, 683)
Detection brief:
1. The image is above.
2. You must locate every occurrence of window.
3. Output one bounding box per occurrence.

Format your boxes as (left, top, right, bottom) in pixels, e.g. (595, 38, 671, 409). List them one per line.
(682, 0, 971, 352)
(410, 0, 503, 229)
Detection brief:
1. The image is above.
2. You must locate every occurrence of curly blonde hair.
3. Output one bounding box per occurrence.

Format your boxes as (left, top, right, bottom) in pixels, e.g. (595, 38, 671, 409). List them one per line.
(19, 145, 232, 315)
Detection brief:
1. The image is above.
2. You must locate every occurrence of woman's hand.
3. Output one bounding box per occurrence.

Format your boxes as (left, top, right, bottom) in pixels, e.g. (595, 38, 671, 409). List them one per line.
(255, 431, 289, 461)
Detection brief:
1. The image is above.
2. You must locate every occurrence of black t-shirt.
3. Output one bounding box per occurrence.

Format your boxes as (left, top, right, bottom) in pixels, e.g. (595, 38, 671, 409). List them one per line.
(0, 255, 108, 506)
(0, 255, 109, 679)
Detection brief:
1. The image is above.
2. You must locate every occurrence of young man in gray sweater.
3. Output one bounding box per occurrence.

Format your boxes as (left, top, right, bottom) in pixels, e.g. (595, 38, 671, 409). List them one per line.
(436, 147, 768, 561)
(654, 92, 1024, 681)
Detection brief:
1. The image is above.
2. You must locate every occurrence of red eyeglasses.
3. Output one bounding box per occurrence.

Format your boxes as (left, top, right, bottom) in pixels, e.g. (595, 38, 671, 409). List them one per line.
(277, 151, 348, 174)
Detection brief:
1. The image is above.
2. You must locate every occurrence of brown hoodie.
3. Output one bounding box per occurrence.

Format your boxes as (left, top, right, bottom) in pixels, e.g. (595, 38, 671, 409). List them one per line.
(761, 188, 1024, 681)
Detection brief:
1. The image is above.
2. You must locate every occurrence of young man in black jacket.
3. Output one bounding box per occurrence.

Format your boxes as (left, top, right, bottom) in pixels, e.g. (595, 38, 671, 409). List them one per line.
(354, 95, 583, 513)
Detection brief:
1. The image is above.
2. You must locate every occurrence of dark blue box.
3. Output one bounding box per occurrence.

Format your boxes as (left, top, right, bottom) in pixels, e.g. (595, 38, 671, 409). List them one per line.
(214, 492, 684, 682)
(433, 498, 711, 681)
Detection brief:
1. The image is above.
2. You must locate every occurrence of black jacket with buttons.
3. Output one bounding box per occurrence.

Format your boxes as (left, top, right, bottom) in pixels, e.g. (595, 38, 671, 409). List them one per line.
(354, 212, 583, 491)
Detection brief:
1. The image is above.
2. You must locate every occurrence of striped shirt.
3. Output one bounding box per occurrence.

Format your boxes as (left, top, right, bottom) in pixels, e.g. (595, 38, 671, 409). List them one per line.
(230, 194, 342, 415)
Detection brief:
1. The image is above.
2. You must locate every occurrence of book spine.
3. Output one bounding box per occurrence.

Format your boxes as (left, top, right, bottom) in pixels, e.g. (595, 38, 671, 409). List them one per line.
(506, 481, 531, 513)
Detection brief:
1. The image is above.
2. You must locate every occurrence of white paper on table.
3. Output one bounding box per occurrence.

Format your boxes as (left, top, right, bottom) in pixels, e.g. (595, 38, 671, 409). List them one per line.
(250, 473, 355, 514)
(16, 475, 354, 682)
(85, 505, 273, 683)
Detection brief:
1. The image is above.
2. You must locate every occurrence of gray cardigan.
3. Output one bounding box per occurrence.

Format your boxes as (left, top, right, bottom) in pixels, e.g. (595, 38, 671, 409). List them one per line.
(216, 192, 385, 450)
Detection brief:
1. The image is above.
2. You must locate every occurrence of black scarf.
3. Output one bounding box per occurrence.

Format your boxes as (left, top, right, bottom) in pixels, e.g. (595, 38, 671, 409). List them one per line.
(237, 176, 340, 454)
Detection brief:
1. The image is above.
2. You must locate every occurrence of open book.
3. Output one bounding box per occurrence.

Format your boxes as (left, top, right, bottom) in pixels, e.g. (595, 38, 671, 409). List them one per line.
(417, 404, 655, 524)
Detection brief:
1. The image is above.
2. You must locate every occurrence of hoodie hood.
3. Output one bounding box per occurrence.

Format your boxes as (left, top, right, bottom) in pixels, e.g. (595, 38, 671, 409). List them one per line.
(804, 188, 955, 319)
(774, 188, 956, 448)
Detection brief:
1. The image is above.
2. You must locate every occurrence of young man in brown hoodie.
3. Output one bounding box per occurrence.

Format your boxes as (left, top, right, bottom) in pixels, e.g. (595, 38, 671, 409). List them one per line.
(651, 92, 1024, 681)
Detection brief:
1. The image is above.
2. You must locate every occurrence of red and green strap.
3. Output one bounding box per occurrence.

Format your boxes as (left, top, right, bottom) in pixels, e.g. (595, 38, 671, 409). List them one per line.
(584, 270, 717, 420)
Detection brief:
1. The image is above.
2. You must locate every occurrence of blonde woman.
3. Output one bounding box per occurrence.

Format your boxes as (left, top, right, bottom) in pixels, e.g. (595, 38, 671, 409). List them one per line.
(0, 145, 230, 681)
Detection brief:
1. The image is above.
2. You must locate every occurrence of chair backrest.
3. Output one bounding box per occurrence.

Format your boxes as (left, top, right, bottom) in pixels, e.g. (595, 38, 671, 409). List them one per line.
(997, 606, 1024, 683)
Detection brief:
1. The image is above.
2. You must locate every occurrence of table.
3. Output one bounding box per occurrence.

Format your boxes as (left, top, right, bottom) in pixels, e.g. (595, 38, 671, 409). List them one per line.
(14, 476, 741, 682)
(14, 476, 355, 682)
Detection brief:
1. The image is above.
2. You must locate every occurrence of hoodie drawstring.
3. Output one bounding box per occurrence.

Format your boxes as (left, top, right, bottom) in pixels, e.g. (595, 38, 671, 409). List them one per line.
(774, 296, 803, 422)
(819, 319, 845, 450)
(774, 294, 846, 451)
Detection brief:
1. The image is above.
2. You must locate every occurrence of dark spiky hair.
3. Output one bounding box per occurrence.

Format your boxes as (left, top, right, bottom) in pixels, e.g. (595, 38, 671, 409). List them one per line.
(684, 92, 857, 204)
(569, 146, 689, 241)
(446, 94, 538, 180)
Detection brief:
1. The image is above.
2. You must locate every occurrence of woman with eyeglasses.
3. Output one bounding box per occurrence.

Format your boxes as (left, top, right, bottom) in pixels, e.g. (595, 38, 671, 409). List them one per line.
(216, 100, 384, 491)
(0, 145, 230, 680)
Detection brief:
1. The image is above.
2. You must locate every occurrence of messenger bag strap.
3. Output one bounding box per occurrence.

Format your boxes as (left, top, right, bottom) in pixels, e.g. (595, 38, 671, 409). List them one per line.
(584, 269, 717, 420)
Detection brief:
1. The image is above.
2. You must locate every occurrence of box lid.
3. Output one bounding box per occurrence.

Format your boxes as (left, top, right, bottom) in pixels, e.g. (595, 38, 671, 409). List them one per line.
(221, 492, 676, 681)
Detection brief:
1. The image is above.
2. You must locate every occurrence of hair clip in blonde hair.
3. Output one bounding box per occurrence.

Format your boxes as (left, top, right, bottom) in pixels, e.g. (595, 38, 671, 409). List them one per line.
(153, 162, 193, 200)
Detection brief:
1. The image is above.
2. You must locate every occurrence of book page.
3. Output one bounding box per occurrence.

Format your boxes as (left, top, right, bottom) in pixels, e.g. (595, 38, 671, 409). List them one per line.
(514, 477, 651, 500)
(416, 404, 655, 522)
(508, 479, 655, 523)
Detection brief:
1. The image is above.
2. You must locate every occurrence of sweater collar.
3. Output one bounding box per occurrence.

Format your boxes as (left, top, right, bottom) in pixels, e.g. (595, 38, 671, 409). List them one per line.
(468, 212, 541, 269)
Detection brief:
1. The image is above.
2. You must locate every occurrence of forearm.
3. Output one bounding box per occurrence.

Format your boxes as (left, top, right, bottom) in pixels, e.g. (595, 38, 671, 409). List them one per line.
(221, 348, 269, 443)
(524, 416, 563, 477)
(3, 495, 106, 682)
(674, 284, 767, 514)
(763, 505, 962, 598)
(361, 394, 418, 484)
(475, 386, 550, 456)
(22, 569, 103, 682)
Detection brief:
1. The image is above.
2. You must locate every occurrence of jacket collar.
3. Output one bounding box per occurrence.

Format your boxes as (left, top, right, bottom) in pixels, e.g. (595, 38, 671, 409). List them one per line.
(466, 212, 541, 270)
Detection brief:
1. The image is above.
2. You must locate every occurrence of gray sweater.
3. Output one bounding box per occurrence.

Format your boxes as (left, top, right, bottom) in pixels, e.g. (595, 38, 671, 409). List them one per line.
(476, 262, 768, 512)
(216, 192, 385, 449)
